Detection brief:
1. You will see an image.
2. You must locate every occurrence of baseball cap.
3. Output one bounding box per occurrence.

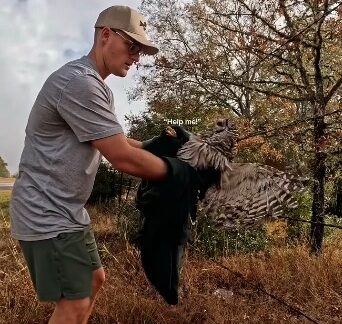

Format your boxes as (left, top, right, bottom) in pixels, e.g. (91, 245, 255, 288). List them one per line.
(95, 5, 159, 55)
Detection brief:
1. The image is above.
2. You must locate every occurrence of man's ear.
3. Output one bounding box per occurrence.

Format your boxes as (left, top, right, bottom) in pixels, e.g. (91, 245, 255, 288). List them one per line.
(100, 27, 111, 44)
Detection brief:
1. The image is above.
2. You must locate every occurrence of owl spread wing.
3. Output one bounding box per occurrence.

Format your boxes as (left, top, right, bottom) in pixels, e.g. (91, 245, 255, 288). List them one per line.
(202, 163, 306, 229)
(176, 124, 307, 230)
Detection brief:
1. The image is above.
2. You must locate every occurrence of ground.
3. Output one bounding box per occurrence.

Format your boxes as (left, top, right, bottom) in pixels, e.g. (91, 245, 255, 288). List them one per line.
(0, 191, 341, 323)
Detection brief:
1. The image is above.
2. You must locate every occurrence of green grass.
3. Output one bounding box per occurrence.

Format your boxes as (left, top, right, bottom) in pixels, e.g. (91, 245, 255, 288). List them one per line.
(0, 190, 11, 210)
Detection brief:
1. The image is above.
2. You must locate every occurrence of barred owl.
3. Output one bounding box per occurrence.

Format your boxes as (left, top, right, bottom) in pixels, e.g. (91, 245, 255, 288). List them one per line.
(167, 120, 307, 230)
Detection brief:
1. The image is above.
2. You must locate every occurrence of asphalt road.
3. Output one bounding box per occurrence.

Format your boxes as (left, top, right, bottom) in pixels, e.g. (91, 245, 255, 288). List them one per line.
(0, 183, 14, 191)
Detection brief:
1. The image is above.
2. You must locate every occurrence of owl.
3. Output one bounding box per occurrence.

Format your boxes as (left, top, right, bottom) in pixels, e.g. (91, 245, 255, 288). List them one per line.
(168, 119, 307, 230)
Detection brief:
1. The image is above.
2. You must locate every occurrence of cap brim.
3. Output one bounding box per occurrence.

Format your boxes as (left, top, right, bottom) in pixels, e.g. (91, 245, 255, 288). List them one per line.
(121, 30, 159, 55)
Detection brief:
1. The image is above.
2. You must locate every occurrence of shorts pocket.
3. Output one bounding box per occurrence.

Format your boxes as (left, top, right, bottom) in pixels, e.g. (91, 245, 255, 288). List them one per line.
(83, 229, 102, 270)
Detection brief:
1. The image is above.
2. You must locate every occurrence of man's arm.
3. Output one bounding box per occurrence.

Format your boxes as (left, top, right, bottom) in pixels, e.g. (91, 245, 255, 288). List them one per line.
(92, 133, 168, 180)
(126, 137, 143, 148)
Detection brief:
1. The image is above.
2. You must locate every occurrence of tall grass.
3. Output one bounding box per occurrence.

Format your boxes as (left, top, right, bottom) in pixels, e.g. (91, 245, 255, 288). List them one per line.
(1, 192, 341, 323)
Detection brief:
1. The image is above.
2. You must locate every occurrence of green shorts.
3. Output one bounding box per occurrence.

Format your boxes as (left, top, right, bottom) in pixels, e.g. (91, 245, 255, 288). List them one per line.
(19, 226, 102, 302)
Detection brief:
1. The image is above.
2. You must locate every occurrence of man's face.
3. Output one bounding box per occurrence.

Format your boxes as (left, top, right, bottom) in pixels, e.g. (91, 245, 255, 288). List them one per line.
(101, 28, 141, 77)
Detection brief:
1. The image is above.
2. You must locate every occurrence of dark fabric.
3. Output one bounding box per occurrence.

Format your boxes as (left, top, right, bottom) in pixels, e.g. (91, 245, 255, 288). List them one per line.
(135, 156, 200, 304)
(136, 128, 220, 304)
(141, 125, 191, 157)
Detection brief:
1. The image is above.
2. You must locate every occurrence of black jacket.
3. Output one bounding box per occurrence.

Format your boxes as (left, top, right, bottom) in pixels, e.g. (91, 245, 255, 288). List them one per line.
(135, 156, 200, 304)
(135, 128, 220, 304)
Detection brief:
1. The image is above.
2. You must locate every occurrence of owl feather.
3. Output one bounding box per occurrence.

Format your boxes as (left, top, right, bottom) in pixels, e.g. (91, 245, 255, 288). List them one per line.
(175, 119, 307, 230)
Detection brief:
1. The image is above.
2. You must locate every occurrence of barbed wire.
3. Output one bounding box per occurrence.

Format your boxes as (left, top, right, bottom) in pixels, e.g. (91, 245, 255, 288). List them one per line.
(116, 188, 326, 322)
(189, 243, 321, 324)
(278, 215, 342, 230)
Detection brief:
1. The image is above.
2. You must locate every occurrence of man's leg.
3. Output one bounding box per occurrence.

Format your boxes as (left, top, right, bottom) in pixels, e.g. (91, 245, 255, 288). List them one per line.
(19, 228, 104, 324)
(48, 297, 91, 324)
(49, 268, 105, 324)
(81, 267, 106, 324)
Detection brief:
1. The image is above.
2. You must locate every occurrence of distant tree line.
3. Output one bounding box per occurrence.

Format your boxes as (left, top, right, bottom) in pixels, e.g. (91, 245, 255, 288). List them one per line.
(0, 157, 10, 177)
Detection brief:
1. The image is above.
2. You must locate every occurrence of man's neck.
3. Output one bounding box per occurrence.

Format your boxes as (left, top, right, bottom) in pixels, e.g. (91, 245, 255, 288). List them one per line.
(87, 49, 110, 80)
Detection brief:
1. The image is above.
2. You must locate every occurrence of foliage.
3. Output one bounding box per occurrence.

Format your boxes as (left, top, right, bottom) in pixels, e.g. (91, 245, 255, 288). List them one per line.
(135, 0, 342, 252)
(191, 212, 270, 257)
(0, 191, 11, 210)
(87, 160, 135, 205)
(1, 195, 341, 323)
(0, 157, 10, 178)
(125, 110, 166, 140)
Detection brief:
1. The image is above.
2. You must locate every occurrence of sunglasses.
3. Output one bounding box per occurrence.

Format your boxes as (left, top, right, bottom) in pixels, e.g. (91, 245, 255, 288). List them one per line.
(110, 28, 142, 55)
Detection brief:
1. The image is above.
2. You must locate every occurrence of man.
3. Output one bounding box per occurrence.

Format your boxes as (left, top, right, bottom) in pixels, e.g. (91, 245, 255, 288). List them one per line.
(10, 5, 175, 324)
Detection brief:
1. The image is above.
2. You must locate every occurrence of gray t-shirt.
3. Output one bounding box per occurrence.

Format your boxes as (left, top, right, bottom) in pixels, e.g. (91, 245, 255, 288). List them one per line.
(10, 55, 124, 241)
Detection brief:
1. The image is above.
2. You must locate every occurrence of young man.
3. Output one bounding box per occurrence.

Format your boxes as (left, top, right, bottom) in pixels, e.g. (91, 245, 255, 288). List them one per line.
(10, 5, 172, 324)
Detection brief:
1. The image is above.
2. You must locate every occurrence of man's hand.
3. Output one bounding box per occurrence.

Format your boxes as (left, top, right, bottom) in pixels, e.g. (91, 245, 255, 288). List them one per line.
(142, 125, 192, 157)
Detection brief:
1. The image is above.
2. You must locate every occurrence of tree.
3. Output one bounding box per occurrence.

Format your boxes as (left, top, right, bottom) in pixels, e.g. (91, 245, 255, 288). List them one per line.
(137, 0, 342, 252)
(0, 157, 10, 177)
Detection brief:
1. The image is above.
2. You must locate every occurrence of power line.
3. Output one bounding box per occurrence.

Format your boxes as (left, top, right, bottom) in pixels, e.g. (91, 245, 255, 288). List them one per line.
(189, 243, 321, 324)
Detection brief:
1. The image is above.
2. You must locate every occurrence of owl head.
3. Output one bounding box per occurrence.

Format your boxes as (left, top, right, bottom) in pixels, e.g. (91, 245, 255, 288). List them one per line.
(213, 118, 239, 138)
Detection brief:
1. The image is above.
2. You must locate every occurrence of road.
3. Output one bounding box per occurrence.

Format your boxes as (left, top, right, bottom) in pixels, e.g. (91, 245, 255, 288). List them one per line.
(0, 183, 14, 191)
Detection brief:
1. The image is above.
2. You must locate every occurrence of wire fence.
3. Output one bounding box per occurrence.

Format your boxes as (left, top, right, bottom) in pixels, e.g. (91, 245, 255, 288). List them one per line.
(110, 175, 342, 324)
(189, 243, 322, 324)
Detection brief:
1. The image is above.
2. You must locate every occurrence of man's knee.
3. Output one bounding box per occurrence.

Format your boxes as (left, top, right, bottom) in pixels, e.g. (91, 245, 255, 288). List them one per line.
(92, 267, 105, 290)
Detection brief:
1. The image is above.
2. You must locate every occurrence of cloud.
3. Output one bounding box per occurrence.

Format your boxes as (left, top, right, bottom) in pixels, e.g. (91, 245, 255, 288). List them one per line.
(0, 0, 147, 174)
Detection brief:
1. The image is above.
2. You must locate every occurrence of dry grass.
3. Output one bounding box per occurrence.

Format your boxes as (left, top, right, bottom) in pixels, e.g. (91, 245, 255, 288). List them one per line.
(0, 193, 341, 324)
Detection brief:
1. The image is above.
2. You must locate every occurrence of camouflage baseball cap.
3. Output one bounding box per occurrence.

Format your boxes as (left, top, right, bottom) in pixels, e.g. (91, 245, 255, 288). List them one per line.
(95, 5, 158, 55)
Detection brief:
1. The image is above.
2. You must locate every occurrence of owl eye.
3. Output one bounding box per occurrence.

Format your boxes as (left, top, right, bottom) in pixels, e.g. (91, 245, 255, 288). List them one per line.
(217, 120, 224, 127)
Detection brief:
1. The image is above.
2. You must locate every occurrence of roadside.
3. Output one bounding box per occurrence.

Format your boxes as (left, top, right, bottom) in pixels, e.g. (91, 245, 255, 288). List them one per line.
(0, 177, 15, 191)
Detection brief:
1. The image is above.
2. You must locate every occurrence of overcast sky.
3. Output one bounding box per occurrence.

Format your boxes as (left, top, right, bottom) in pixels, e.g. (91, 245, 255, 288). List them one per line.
(0, 0, 147, 175)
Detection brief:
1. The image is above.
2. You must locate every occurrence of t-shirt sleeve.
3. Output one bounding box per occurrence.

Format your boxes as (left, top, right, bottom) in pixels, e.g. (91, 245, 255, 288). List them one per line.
(57, 74, 124, 142)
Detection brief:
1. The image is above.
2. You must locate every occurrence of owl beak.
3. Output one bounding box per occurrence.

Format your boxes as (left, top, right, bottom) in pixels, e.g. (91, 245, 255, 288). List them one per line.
(214, 127, 224, 133)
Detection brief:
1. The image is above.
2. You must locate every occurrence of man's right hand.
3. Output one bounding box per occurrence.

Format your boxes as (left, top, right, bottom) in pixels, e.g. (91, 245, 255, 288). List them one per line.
(142, 125, 192, 157)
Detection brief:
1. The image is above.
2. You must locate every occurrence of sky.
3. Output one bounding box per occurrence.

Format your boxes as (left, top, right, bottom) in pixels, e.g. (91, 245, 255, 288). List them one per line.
(0, 0, 147, 175)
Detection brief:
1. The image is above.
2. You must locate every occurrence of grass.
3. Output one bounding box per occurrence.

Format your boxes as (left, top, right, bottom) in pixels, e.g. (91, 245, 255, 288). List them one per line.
(0, 191, 11, 210)
(1, 193, 341, 323)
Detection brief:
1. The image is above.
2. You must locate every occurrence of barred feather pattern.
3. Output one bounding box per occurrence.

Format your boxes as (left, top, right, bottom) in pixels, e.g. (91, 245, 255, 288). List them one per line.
(176, 119, 307, 230)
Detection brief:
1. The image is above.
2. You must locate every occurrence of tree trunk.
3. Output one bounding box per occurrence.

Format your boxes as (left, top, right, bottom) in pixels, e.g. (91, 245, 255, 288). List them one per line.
(310, 102, 327, 254)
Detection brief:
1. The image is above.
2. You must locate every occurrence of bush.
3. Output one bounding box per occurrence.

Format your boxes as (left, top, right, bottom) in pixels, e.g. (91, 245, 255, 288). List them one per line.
(87, 161, 118, 204)
(190, 210, 270, 258)
(284, 191, 312, 244)
(87, 160, 136, 205)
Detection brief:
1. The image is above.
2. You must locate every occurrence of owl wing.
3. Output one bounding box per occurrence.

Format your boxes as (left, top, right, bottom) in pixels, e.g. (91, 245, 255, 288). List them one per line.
(176, 133, 235, 171)
(176, 128, 307, 230)
(202, 163, 307, 230)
